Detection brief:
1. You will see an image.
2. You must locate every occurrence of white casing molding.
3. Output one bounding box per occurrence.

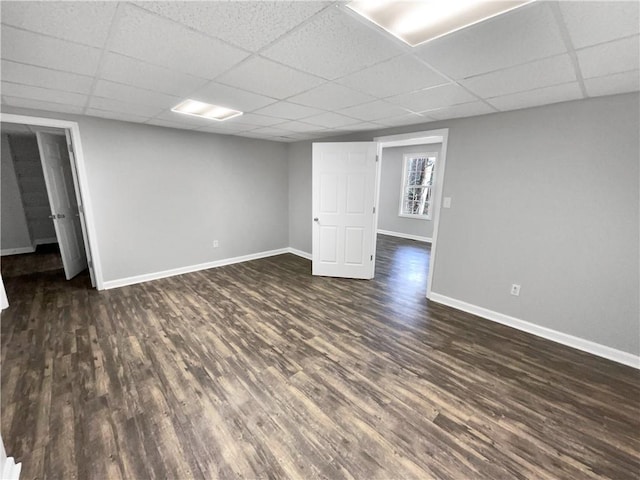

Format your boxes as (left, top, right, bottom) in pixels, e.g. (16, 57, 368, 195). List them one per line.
(429, 292, 640, 369)
(1, 457, 21, 480)
(103, 248, 290, 290)
(377, 229, 432, 243)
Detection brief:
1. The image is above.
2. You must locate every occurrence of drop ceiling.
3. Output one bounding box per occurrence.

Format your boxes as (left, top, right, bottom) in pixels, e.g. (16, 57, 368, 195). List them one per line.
(1, 1, 638, 143)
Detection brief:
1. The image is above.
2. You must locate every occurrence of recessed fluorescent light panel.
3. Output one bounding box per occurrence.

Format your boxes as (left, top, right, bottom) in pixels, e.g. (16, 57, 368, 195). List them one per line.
(171, 99, 243, 121)
(347, 0, 534, 47)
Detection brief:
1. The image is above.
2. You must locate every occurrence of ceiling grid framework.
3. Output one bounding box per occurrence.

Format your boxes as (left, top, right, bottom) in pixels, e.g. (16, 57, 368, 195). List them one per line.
(0, 0, 638, 142)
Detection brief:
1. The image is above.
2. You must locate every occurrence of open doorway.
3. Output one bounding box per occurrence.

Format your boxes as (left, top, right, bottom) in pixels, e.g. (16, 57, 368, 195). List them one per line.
(1, 121, 93, 288)
(374, 129, 449, 299)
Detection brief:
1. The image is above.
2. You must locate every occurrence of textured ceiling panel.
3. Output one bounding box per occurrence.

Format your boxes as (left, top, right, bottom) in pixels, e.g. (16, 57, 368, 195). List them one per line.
(460, 55, 576, 98)
(216, 56, 325, 99)
(1, 1, 117, 48)
(1, 26, 102, 76)
(487, 82, 583, 111)
(0, 1, 637, 142)
(576, 36, 640, 79)
(287, 83, 376, 111)
(336, 55, 448, 98)
(109, 5, 249, 80)
(386, 84, 477, 113)
(415, 2, 566, 79)
(559, 0, 640, 49)
(261, 6, 403, 80)
(134, 1, 329, 52)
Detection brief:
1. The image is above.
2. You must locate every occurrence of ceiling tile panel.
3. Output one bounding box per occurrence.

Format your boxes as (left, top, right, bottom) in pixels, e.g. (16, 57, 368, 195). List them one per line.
(85, 108, 152, 124)
(216, 57, 325, 99)
(248, 126, 295, 136)
(559, 1, 640, 49)
(1, 82, 87, 106)
(275, 121, 329, 133)
(261, 7, 403, 80)
(374, 113, 431, 127)
(109, 5, 249, 80)
(1, 60, 93, 94)
(460, 55, 576, 98)
(287, 83, 375, 111)
(336, 55, 449, 98)
(337, 121, 384, 132)
(576, 36, 640, 79)
(99, 53, 207, 97)
(386, 84, 477, 112)
(196, 122, 254, 133)
(253, 101, 324, 120)
(190, 82, 277, 112)
(337, 100, 411, 122)
(302, 112, 361, 128)
(93, 80, 180, 109)
(487, 82, 583, 111)
(584, 70, 640, 97)
(1, 26, 102, 76)
(0, 1, 117, 48)
(145, 118, 203, 130)
(415, 2, 566, 79)
(226, 113, 285, 127)
(2, 96, 85, 115)
(134, 1, 328, 52)
(424, 101, 496, 120)
(88, 97, 166, 118)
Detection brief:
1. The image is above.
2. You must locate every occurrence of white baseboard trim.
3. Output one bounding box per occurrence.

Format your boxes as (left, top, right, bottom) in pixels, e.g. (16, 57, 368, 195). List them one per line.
(103, 248, 290, 290)
(34, 237, 57, 246)
(2, 457, 21, 480)
(377, 229, 432, 243)
(428, 292, 640, 369)
(288, 248, 312, 260)
(1, 246, 36, 256)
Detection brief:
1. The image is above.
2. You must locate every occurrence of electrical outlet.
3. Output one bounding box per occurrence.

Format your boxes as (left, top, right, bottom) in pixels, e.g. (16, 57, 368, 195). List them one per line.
(510, 284, 521, 296)
(213, 240, 219, 248)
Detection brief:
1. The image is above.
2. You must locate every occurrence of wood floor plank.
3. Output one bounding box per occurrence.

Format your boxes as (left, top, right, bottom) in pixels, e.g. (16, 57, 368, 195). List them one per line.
(1, 235, 639, 479)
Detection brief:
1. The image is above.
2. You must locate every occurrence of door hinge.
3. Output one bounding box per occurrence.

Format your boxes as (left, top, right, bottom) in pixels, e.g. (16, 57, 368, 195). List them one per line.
(78, 204, 84, 214)
(88, 260, 93, 268)
(376, 155, 379, 162)
(372, 206, 376, 214)
(370, 255, 373, 261)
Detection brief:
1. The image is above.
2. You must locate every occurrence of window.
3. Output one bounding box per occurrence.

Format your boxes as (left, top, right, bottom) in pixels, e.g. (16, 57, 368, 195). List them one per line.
(399, 153, 437, 220)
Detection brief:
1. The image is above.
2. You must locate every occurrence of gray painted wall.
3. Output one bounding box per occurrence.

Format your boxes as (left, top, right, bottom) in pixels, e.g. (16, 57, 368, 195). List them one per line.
(1, 134, 31, 252)
(286, 93, 639, 356)
(288, 141, 313, 253)
(379, 143, 441, 239)
(2, 107, 289, 283)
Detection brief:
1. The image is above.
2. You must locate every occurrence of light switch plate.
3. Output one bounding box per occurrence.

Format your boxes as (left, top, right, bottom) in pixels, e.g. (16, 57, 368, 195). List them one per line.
(443, 197, 452, 208)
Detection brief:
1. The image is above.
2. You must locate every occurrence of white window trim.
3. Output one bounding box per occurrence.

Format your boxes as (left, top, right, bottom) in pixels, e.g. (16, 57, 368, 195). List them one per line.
(398, 152, 438, 220)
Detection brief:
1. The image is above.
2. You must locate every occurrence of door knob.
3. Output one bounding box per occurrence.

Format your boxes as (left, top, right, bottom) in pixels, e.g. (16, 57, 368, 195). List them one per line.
(313, 217, 319, 222)
(56, 214, 66, 219)
(48, 214, 56, 219)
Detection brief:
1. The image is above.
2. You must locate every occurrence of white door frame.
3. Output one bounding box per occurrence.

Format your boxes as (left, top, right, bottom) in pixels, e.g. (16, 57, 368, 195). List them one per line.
(374, 128, 449, 299)
(1, 113, 104, 290)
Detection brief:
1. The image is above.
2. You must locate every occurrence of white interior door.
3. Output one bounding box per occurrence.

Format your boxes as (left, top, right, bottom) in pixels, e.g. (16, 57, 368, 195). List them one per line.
(36, 132, 87, 280)
(312, 142, 378, 279)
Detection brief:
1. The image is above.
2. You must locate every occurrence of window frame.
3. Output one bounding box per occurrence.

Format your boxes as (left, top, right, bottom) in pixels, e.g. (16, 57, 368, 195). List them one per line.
(398, 152, 438, 221)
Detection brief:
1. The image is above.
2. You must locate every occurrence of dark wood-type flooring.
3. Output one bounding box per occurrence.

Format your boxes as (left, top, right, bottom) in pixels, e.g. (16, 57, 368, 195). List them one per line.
(1, 235, 639, 479)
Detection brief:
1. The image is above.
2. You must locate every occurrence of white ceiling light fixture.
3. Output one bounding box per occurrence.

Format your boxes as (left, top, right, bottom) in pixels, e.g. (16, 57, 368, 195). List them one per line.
(346, 0, 535, 47)
(171, 99, 243, 121)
